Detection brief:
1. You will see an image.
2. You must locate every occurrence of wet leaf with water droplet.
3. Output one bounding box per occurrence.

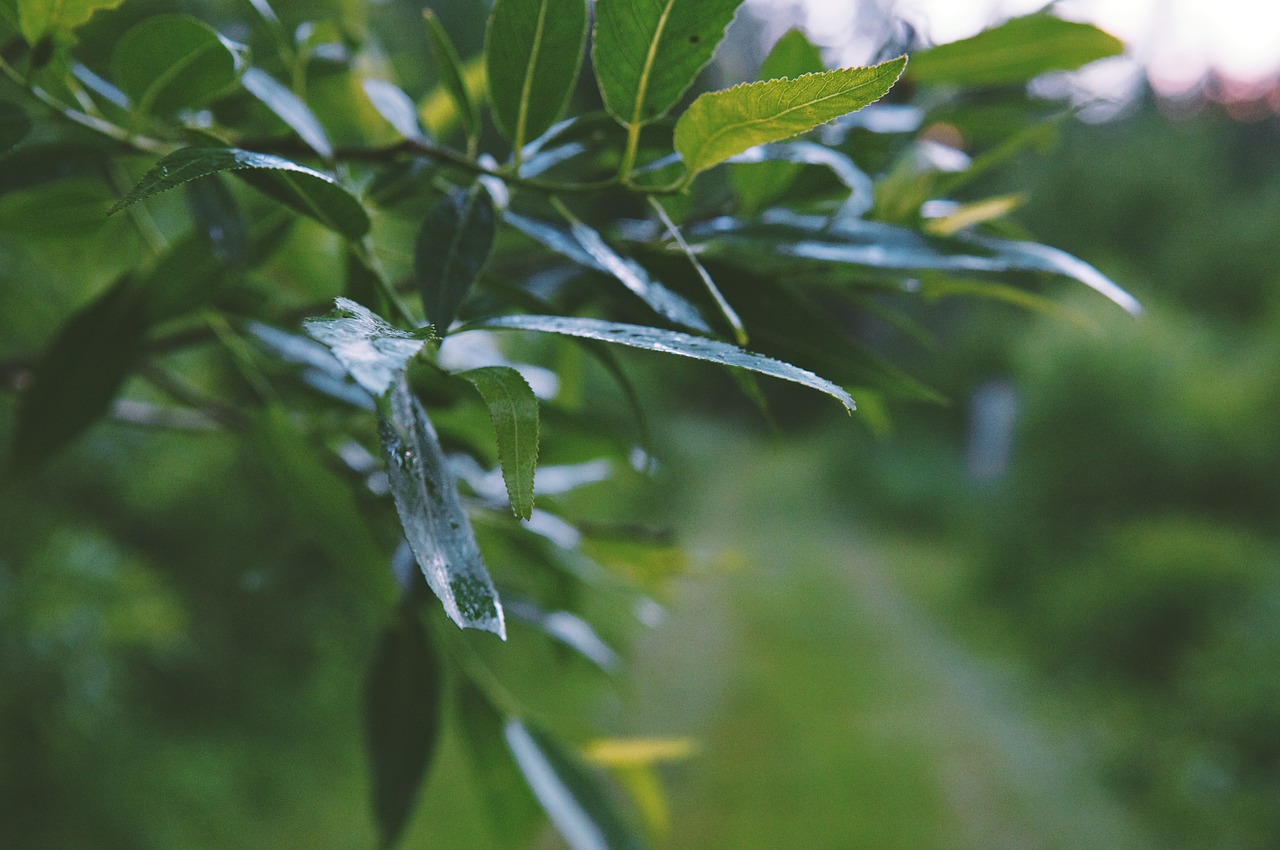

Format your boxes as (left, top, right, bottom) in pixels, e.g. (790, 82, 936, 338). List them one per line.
(304, 298, 434, 398)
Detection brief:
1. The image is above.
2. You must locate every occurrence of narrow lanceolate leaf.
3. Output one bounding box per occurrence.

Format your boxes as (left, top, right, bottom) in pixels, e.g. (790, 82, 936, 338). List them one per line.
(423, 9, 478, 143)
(505, 209, 709, 332)
(109, 15, 245, 116)
(0, 101, 31, 155)
(485, 0, 587, 150)
(759, 27, 824, 81)
(505, 719, 644, 850)
(455, 684, 544, 846)
(470, 314, 855, 413)
(303, 298, 433, 398)
(728, 141, 874, 220)
(110, 147, 369, 240)
(363, 79, 430, 143)
(909, 13, 1124, 87)
(674, 56, 907, 176)
(363, 608, 445, 849)
(648, 196, 745, 345)
(592, 0, 743, 127)
(415, 183, 496, 330)
(505, 599, 618, 671)
(378, 378, 506, 637)
(458, 366, 539, 520)
(184, 174, 249, 270)
(17, 0, 125, 44)
(241, 67, 333, 159)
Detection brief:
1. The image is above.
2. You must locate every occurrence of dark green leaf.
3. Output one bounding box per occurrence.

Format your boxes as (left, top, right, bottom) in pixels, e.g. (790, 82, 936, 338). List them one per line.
(470, 314, 855, 413)
(415, 183, 496, 330)
(184, 175, 248, 270)
(379, 377, 505, 637)
(303, 298, 433, 398)
(909, 13, 1124, 87)
(759, 27, 824, 81)
(110, 15, 245, 116)
(674, 57, 907, 176)
(363, 608, 444, 849)
(485, 0, 587, 151)
(0, 101, 30, 155)
(505, 719, 644, 850)
(110, 147, 370, 240)
(16, 0, 124, 43)
(423, 9, 478, 144)
(362, 79, 430, 143)
(593, 0, 743, 127)
(241, 67, 333, 159)
(457, 366, 539, 520)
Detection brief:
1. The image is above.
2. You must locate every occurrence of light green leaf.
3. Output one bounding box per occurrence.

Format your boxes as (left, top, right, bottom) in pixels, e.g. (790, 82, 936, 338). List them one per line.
(109, 15, 245, 117)
(592, 0, 743, 127)
(378, 377, 506, 637)
(458, 366, 539, 520)
(110, 147, 370, 240)
(759, 27, 824, 81)
(362, 79, 430, 143)
(415, 183, 496, 331)
(909, 13, 1124, 87)
(303, 298, 433, 398)
(675, 57, 906, 177)
(423, 9, 478, 144)
(241, 67, 333, 159)
(363, 608, 444, 849)
(505, 719, 644, 850)
(485, 0, 587, 151)
(469, 314, 855, 413)
(0, 101, 30, 155)
(17, 0, 124, 43)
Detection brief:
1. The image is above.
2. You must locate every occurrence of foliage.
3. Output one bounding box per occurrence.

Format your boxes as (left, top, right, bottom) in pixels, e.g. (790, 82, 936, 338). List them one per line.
(0, 1, 1129, 847)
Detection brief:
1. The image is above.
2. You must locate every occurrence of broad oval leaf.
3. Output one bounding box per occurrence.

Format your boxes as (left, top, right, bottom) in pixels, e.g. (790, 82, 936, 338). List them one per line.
(241, 67, 333, 159)
(909, 13, 1124, 88)
(485, 0, 587, 151)
(592, 0, 743, 127)
(17, 0, 124, 43)
(504, 719, 644, 850)
(416, 183, 496, 330)
(469, 314, 855, 413)
(0, 100, 30, 155)
(673, 56, 907, 176)
(111, 147, 370, 240)
(423, 9, 478, 143)
(379, 378, 506, 637)
(363, 608, 444, 850)
(110, 15, 245, 116)
(362, 79, 430, 143)
(303, 298, 433, 398)
(458, 366, 539, 520)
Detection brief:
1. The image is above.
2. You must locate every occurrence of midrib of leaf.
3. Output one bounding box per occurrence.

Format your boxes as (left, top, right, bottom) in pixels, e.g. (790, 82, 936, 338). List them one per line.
(137, 38, 221, 116)
(628, 0, 677, 129)
(492, 377, 531, 513)
(515, 0, 551, 155)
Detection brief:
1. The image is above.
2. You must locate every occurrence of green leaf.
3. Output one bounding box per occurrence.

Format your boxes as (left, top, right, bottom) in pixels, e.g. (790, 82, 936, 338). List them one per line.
(909, 13, 1124, 87)
(484, 0, 587, 151)
(0, 101, 31, 155)
(470, 314, 855, 413)
(759, 27, 824, 81)
(303, 298, 433, 398)
(455, 683, 544, 846)
(415, 183, 496, 331)
(648, 196, 745, 345)
(362, 79, 430, 143)
(729, 141, 873, 220)
(504, 719, 644, 850)
(378, 377, 506, 637)
(110, 15, 245, 117)
(184, 174, 248, 270)
(363, 608, 444, 849)
(423, 9, 478, 144)
(241, 67, 333, 159)
(593, 0, 743, 127)
(110, 147, 370, 240)
(16, 0, 124, 43)
(457, 366, 539, 520)
(505, 598, 617, 670)
(673, 56, 906, 176)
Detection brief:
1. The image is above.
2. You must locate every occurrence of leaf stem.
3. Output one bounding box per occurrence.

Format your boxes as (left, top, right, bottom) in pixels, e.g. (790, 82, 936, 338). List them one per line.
(647, 196, 747, 346)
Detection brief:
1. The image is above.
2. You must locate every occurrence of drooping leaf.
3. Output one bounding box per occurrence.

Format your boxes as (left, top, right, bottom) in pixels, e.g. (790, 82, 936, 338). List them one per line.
(469, 314, 855, 413)
(109, 15, 245, 116)
(0, 101, 30, 155)
(362, 79, 430, 143)
(504, 719, 645, 850)
(592, 0, 743, 128)
(363, 608, 444, 849)
(759, 27, 824, 81)
(504, 210, 709, 332)
(423, 9, 478, 144)
(484, 0, 587, 151)
(673, 57, 906, 176)
(241, 67, 333, 159)
(505, 598, 617, 670)
(455, 682, 544, 846)
(457, 366, 539, 520)
(909, 13, 1124, 87)
(303, 298, 433, 398)
(184, 174, 249, 270)
(729, 141, 874, 220)
(378, 377, 505, 637)
(415, 183, 496, 330)
(16, 0, 124, 44)
(110, 147, 370, 240)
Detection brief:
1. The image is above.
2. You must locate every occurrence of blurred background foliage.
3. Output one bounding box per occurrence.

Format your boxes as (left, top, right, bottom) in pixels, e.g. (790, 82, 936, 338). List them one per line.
(2, 0, 1279, 848)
